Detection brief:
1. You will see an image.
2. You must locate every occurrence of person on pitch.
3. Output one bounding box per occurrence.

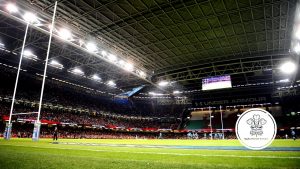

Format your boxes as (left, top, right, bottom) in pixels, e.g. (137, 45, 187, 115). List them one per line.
(53, 126, 58, 141)
(291, 130, 296, 141)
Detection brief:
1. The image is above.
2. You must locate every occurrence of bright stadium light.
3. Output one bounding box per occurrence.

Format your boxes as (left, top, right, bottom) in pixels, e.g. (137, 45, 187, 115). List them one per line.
(119, 60, 125, 66)
(23, 12, 38, 24)
(158, 81, 169, 87)
(79, 39, 84, 46)
(0, 42, 4, 49)
(101, 50, 107, 56)
(50, 60, 59, 65)
(294, 43, 300, 53)
(92, 74, 101, 81)
(108, 54, 117, 62)
(72, 68, 84, 75)
(124, 62, 134, 71)
(149, 92, 164, 96)
(138, 70, 146, 78)
(295, 29, 300, 40)
(48, 24, 53, 30)
(23, 50, 33, 56)
(49, 60, 64, 69)
(58, 28, 72, 40)
(280, 61, 297, 74)
(279, 79, 290, 83)
(6, 3, 18, 13)
(23, 50, 38, 60)
(173, 90, 180, 94)
(86, 42, 97, 52)
(107, 80, 116, 87)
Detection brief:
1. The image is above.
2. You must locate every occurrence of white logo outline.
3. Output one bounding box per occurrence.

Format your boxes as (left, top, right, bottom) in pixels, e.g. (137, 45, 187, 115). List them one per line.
(236, 108, 277, 150)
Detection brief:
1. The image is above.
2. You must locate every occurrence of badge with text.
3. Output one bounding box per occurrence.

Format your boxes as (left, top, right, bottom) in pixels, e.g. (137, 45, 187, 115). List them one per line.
(235, 108, 277, 150)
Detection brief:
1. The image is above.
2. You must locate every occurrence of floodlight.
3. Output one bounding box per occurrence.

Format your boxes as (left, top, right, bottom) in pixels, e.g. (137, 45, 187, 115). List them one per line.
(79, 39, 84, 46)
(173, 90, 180, 94)
(124, 62, 134, 71)
(23, 50, 33, 56)
(139, 71, 146, 78)
(294, 43, 300, 53)
(92, 74, 101, 81)
(149, 92, 164, 96)
(101, 50, 107, 56)
(48, 24, 57, 31)
(107, 80, 116, 86)
(158, 81, 169, 87)
(119, 60, 125, 66)
(6, 3, 18, 13)
(23, 50, 38, 60)
(50, 60, 59, 66)
(108, 54, 117, 62)
(49, 60, 64, 69)
(86, 42, 97, 52)
(280, 61, 297, 74)
(72, 68, 84, 75)
(23, 12, 38, 24)
(58, 28, 72, 40)
(0, 42, 5, 49)
(279, 79, 290, 83)
(295, 29, 300, 40)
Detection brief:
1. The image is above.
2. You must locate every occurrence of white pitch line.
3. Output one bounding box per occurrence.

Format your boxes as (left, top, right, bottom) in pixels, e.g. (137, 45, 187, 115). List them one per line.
(0, 144, 300, 159)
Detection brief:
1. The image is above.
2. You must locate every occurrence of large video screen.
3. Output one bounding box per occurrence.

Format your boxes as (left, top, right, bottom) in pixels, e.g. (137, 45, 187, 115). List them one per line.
(202, 75, 232, 90)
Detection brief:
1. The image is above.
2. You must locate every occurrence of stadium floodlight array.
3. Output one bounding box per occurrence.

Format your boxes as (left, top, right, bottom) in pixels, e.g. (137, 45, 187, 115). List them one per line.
(1, 3, 148, 81)
(107, 53, 117, 62)
(294, 43, 300, 53)
(148, 92, 168, 96)
(6, 3, 18, 13)
(85, 42, 98, 53)
(66, 66, 120, 87)
(57, 28, 72, 41)
(173, 90, 181, 94)
(0, 42, 4, 49)
(70, 68, 84, 76)
(49, 60, 64, 69)
(0, 42, 17, 55)
(23, 50, 38, 61)
(158, 81, 169, 87)
(23, 12, 39, 24)
(280, 61, 297, 74)
(101, 50, 108, 56)
(51, 77, 120, 94)
(0, 42, 12, 53)
(91, 74, 102, 82)
(107, 80, 116, 87)
(124, 62, 134, 72)
(137, 70, 146, 78)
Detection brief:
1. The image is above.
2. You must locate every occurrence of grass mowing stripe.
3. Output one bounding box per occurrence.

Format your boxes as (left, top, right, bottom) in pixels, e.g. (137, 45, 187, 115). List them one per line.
(1, 144, 299, 159)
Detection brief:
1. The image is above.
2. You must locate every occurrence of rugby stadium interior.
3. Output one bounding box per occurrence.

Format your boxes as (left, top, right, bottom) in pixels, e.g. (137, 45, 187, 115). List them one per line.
(0, 0, 300, 169)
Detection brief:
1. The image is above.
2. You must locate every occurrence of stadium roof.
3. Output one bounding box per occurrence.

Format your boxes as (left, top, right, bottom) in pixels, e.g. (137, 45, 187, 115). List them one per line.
(0, 0, 299, 93)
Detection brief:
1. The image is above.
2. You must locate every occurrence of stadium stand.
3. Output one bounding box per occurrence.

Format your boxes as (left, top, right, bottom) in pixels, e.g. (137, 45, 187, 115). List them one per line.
(0, 63, 299, 139)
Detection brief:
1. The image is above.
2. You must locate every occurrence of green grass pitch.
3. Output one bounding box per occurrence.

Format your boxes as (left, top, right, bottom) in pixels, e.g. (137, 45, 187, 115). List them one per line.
(0, 138, 299, 169)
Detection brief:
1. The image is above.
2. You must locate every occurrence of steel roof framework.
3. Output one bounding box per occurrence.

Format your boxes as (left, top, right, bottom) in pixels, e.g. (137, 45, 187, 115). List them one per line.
(0, 0, 298, 91)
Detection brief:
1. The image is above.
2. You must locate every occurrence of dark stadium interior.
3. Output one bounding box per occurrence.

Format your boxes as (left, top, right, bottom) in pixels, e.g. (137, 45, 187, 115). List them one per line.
(0, 0, 299, 139)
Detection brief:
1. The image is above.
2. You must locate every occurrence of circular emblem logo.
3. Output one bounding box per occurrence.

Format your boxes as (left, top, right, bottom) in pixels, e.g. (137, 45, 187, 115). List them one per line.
(235, 108, 277, 150)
